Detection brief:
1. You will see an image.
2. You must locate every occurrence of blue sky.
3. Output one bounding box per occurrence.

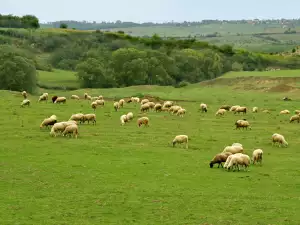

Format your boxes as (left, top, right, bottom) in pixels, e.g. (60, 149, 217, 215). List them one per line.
(2, 0, 299, 23)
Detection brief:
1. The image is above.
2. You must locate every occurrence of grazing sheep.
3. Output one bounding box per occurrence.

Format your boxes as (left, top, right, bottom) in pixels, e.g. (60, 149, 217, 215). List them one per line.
(120, 114, 128, 125)
(95, 99, 105, 106)
(262, 109, 270, 114)
(209, 152, 232, 168)
(294, 110, 300, 115)
(118, 99, 125, 108)
(252, 107, 258, 113)
(141, 99, 149, 105)
(113, 102, 120, 111)
(71, 95, 80, 100)
(50, 121, 77, 137)
(126, 112, 134, 121)
(172, 135, 189, 149)
(98, 95, 103, 100)
(83, 114, 96, 125)
(290, 114, 300, 123)
(222, 145, 244, 154)
(163, 101, 173, 108)
(84, 93, 92, 100)
(43, 93, 49, 100)
(272, 133, 288, 147)
(147, 102, 155, 109)
(54, 97, 66, 104)
(91, 96, 99, 101)
(69, 113, 84, 124)
(140, 103, 150, 112)
(232, 143, 243, 148)
(279, 110, 290, 115)
(234, 106, 247, 114)
(161, 107, 169, 112)
(38, 93, 48, 103)
(176, 108, 186, 117)
(131, 97, 140, 103)
(224, 154, 240, 169)
(169, 105, 181, 114)
(62, 124, 78, 139)
(200, 103, 208, 113)
(252, 149, 263, 164)
(20, 99, 30, 107)
(91, 101, 97, 111)
(230, 105, 240, 112)
(226, 153, 251, 171)
(40, 115, 57, 128)
(219, 105, 231, 111)
(21, 91, 27, 99)
(215, 108, 226, 116)
(137, 117, 149, 127)
(52, 96, 58, 103)
(154, 103, 162, 112)
(235, 119, 251, 130)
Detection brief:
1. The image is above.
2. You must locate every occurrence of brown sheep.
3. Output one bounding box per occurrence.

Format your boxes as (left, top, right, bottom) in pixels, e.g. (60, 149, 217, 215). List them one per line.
(209, 152, 232, 168)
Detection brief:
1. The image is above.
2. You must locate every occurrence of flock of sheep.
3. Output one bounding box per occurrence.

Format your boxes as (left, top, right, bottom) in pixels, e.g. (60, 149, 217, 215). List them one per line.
(20, 90, 292, 172)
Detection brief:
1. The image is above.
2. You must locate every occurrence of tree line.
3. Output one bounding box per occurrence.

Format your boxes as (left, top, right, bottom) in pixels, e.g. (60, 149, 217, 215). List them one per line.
(0, 14, 40, 29)
(1, 27, 300, 92)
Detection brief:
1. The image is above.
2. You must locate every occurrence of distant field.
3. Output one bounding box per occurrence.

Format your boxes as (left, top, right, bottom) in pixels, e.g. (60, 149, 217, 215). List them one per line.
(222, 70, 300, 78)
(37, 69, 79, 89)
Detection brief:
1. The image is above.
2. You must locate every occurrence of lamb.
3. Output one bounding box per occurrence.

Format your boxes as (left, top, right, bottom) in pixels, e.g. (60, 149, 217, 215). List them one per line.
(120, 114, 128, 125)
(235, 119, 251, 130)
(140, 103, 150, 112)
(176, 108, 186, 117)
(40, 115, 57, 128)
(69, 113, 84, 124)
(209, 152, 232, 168)
(229, 105, 240, 112)
(62, 124, 78, 139)
(52, 96, 58, 103)
(290, 114, 300, 123)
(252, 149, 263, 164)
(141, 99, 150, 105)
(137, 117, 149, 127)
(126, 112, 134, 121)
(279, 110, 290, 115)
(119, 99, 125, 108)
(272, 133, 288, 147)
(154, 103, 162, 112)
(50, 121, 77, 137)
(38, 93, 48, 102)
(234, 106, 247, 114)
(226, 153, 251, 171)
(54, 97, 66, 104)
(21, 91, 27, 99)
(83, 114, 96, 125)
(215, 108, 226, 116)
(172, 135, 189, 149)
(222, 145, 244, 154)
(71, 95, 80, 100)
(20, 99, 30, 107)
(219, 105, 231, 111)
(113, 102, 120, 111)
(252, 107, 258, 113)
(200, 103, 208, 113)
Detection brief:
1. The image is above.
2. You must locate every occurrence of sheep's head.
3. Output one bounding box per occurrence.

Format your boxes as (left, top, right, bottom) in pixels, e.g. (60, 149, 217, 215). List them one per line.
(209, 162, 214, 168)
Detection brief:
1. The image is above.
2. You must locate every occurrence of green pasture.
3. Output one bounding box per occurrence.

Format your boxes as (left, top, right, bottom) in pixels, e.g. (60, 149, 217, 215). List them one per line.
(221, 70, 300, 78)
(1, 83, 300, 224)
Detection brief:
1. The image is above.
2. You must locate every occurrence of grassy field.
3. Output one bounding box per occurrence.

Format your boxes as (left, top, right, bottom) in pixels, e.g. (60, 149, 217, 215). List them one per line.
(37, 69, 79, 89)
(222, 70, 300, 78)
(1, 80, 300, 224)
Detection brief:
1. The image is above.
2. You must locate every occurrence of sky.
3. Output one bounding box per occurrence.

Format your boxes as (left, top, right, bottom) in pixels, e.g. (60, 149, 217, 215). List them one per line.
(1, 0, 300, 23)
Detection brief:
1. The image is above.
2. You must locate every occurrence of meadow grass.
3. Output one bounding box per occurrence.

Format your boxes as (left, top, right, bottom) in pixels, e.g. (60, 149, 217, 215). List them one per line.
(37, 69, 79, 89)
(221, 70, 300, 78)
(1, 85, 300, 224)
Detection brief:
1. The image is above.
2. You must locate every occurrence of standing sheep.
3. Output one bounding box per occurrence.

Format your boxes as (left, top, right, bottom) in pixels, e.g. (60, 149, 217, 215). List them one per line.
(141, 99, 149, 105)
(20, 99, 30, 107)
(40, 115, 57, 129)
(21, 91, 27, 99)
(113, 102, 120, 111)
(215, 108, 226, 116)
(120, 114, 128, 125)
(140, 103, 150, 113)
(234, 106, 247, 114)
(172, 135, 189, 149)
(71, 95, 80, 100)
(83, 114, 96, 125)
(235, 119, 251, 130)
(209, 152, 232, 168)
(219, 105, 231, 111)
(126, 112, 134, 121)
(176, 108, 186, 117)
(230, 105, 240, 112)
(272, 133, 288, 147)
(226, 153, 251, 171)
(52, 96, 58, 103)
(200, 103, 208, 113)
(252, 107, 258, 113)
(279, 110, 290, 115)
(50, 121, 77, 137)
(54, 97, 67, 104)
(252, 149, 263, 165)
(119, 99, 125, 108)
(222, 145, 244, 154)
(289, 114, 300, 123)
(62, 124, 79, 139)
(91, 101, 97, 111)
(69, 113, 84, 124)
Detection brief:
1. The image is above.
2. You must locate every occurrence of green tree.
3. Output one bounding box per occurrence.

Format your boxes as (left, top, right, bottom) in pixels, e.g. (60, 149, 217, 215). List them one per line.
(60, 23, 68, 29)
(0, 45, 37, 93)
(21, 15, 40, 29)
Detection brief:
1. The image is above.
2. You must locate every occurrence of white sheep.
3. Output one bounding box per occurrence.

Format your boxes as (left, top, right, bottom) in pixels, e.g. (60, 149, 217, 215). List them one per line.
(154, 103, 162, 112)
(232, 143, 243, 148)
(83, 114, 96, 125)
(176, 108, 186, 117)
(140, 103, 150, 112)
(126, 112, 134, 121)
(131, 97, 140, 103)
(252, 149, 263, 164)
(113, 102, 120, 111)
(215, 108, 226, 116)
(38, 93, 48, 102)
(62, 124, 79, 138)
(163, 101, 173, 108)
(141, 99, 149, 105)
(21, 91, 27, 99)
(91, 101, 97, 111)
(40, 115, 57, 128)
(95, 99, 105, 106)
(98, 95, 103, 100)
(84, 93, 92, 100)
(54, 97, 66, 104)
(200, 103, 207, 113)
(289, 114, 300, 123)
(229, 105, 240, 112)
(21, 99, 30, 107)
(252, 107, 258, 113)
(235, 119, 251, 130)
(272, 133, 288, 147)
(226, 153, 251, 171)
(71, 95, 80, 100)
(50, 121, 77, 137)
(172, 135, 189, 149)
(234, 106, 247, 114)
(119, 99, 125, 107)
(279, 110, 290, 115)
(120, 114, 128, 125)
(222, 145, 244, 154)
(69, 113, 84, 124)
